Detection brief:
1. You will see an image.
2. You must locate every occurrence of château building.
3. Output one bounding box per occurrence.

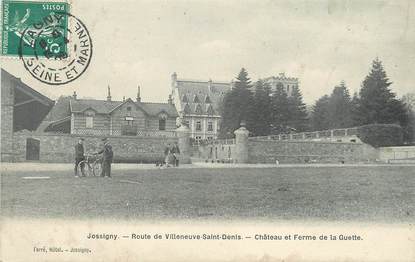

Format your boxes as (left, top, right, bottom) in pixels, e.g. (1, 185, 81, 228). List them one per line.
(170, 72, 231, 140)
(263, 72, 299, 96)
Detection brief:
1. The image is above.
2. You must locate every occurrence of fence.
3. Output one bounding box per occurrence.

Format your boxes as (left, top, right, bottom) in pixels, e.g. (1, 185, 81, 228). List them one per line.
(249, 127, 359, 142)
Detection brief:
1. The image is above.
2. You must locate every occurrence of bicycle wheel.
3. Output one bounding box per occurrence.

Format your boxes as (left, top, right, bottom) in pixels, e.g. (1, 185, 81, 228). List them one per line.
(77, 160, 89, 176)
(92, 160, 102, 177)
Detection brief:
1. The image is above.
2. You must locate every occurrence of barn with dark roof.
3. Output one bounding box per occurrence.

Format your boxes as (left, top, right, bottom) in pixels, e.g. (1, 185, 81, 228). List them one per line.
(39, 86, 178, 136)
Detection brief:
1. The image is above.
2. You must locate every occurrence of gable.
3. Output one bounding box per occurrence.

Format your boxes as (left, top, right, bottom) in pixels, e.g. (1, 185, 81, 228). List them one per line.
(111, 100, 146, 117)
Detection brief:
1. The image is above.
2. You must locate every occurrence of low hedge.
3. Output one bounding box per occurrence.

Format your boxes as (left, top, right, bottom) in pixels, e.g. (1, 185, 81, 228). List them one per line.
(357, 124, 403, 147)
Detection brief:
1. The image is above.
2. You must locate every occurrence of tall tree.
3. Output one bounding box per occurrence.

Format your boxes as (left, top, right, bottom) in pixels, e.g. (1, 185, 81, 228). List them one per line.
(219, 68, 255, 138)
(311, 95, 330, 131)
(251, 79, 272, 136)
(270, 84, 290, 134)
(350, 92, 360, 126)
(287, 85, 309, 132)
(355, 58, 408, 127)
(327, 81, 353, 128)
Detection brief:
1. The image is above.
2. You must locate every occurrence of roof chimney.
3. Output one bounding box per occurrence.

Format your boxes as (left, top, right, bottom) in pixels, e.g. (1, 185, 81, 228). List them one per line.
(123, 96, 125, 102)
(136, 85, 141, 102)
(72, 91, 77, 100)
(208, 79, 213, 93)
(107, 85, 112, 101)
(171, 72, 177, 88)
(168, 94, 173, 105)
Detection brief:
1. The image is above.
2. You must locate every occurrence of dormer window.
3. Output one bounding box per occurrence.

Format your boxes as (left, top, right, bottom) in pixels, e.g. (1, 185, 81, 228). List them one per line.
(127, 106, 132, 111)
(183, 103, 191, 114)
(206, 104, 214, 115)
(193, 95, 200, 103)
(195, 104, 203, 114)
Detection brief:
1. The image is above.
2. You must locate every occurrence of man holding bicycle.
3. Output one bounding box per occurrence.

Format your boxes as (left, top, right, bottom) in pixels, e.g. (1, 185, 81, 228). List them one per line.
(96, 138, 113, 178)
(74, 138, 86, 177)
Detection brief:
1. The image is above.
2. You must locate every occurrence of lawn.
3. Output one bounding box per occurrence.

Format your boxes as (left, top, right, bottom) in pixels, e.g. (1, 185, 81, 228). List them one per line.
(1, 165, 414, 222)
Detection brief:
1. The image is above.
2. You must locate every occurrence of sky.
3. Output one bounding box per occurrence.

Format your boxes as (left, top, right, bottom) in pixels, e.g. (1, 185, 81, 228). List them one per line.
(2, 0, 415, 105)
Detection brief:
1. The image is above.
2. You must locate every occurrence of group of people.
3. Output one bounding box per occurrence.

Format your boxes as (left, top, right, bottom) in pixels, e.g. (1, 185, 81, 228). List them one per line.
(162, 142, 180, 167)
(75, 138, 181, 176)
(74, 137, 113, 178)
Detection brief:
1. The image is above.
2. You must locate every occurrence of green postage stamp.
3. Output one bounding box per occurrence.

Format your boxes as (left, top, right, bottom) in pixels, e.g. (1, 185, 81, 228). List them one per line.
(2, 0, 70, 57)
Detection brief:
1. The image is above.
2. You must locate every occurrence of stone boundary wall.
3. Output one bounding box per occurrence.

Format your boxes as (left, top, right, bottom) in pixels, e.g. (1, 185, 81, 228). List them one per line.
(11, 131, 179, 163)
(247, 139, 378, 164)
(378, 146, 415, 163)
(193, 143, 236, 162)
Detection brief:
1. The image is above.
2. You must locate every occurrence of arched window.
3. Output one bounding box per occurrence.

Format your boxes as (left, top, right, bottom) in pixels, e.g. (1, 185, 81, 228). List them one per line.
(158, 113, 167, 130)
(205, 95, 211, 103)
(182, 94, 188, 102)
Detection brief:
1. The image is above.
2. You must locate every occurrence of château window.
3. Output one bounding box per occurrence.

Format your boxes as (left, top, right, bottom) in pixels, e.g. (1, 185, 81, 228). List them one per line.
(205, 95, 211, 103)
(182, 95, 188, 102)
(127, 106, 132, 111)
(207, 121, 213, 131)
(196, 121, 202, 131)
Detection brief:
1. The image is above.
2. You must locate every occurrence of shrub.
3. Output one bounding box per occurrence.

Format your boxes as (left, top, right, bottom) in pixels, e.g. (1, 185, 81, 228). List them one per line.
(357, 124, 403, 147)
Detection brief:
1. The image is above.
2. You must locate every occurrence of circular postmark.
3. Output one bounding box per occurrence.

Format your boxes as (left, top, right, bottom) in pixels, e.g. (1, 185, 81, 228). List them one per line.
(18, 12, 92, 85)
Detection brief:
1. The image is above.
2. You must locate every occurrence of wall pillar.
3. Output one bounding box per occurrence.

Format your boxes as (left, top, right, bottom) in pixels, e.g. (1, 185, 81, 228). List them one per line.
(234, 123, 249, 163)
(176, 124, 191, 164)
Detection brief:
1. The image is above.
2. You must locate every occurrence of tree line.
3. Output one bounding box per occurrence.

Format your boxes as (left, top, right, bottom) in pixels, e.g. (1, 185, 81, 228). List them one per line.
(219, 58, 414, 143)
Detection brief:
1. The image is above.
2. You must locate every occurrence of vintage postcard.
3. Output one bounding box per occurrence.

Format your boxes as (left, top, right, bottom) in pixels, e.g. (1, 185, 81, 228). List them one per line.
(1, 0, 414, 261)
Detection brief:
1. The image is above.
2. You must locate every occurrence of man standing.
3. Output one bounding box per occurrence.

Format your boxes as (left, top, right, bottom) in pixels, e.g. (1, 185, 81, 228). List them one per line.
(97, 138, 113, 178)
(164, 143, 171, 167)
(74, 138, 85, 177)
(171, 142, 180, 167)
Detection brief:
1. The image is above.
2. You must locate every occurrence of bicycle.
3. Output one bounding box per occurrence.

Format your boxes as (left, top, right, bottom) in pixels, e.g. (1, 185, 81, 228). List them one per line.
(77, 154, 102, 177)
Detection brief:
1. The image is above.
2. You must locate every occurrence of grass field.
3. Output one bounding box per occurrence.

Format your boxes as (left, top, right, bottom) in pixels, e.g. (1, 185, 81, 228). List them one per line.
(1, 165, 414, 222)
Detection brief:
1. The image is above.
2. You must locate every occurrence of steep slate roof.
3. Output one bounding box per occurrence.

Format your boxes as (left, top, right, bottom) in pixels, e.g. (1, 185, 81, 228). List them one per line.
(175, 79, 231, 116)
(70, 98, 178, 116)
(38, 96, 178, 132)
(70, 99, 123, 113)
